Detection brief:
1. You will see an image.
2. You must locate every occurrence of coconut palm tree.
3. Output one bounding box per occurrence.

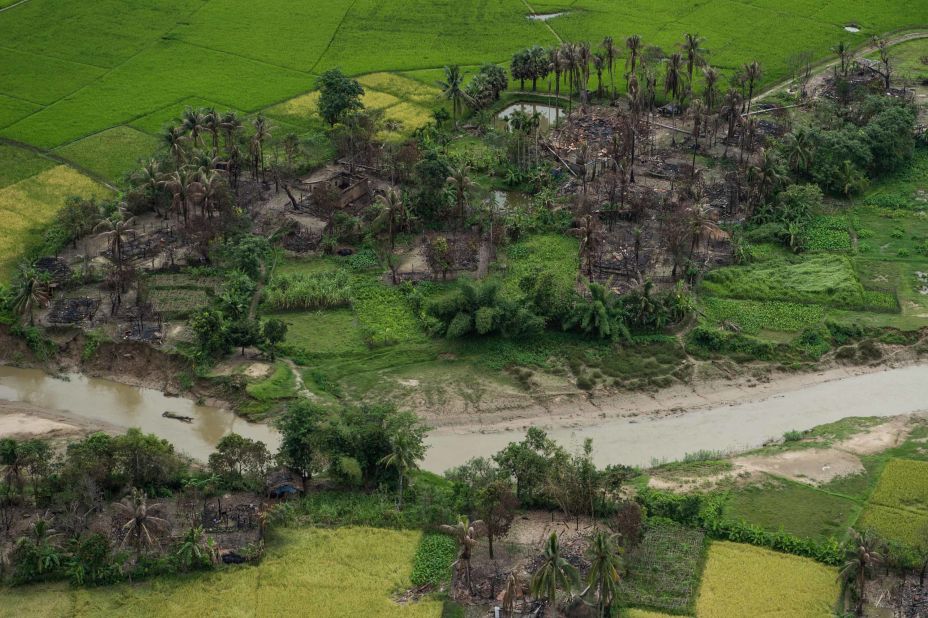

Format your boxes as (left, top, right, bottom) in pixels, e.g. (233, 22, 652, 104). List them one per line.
(702, 66, 720, 110)
(664, 53, 685, 140)
(592, 52, 606, 98)
(438, 65, 470, 125)
(251, 114, 272, 182)
(688, 99, 706, 171)
(93, 208, 137, 264)
(203, 107, 221, 157)
(601, 36, 617, 99)
(586, 531, 622, 618)
(181, 107, 206, 148)
(161, 168, 193, 225)
(743, 60, 762, 115)
(531, 532, 578, 615)
(783, 128, 814, 175)
(721, 88, 741, 142)
(378, 424, 421, 509)
(625, 34, 642, 82)
(561, 42, 577, 114)
(373, 188, 406, 250)
(440, 516, 485, 592)
(833, 41, 851, 77)
(220, 111, 243, 157)
(115, 488, 167, 558)
(161, 125, 187, 167)
(840, 528, 884, 616)
(11, 267, 51, 326)
(446, 165, 474, 228)
(681, 33, 705, 84)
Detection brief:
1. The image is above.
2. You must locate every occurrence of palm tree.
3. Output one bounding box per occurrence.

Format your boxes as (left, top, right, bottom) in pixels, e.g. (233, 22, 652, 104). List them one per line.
(115, 488, 167, 558)
(721, 88, 741, 141)
(549, 47, 565, 121)
(531, 532, 578, 615)
(586, 531, 622, 618)
(688, 99, 706, 171)
(378, 429, 420, 510)
(440, 516, 484, 592)
(251, 114, 272, 182)
(743, 60, 762, 115)
(175, 525, 218, 571)
(601, 36, 617, 99)
(625, 34, 642, 82)
(701, 66, 720, 110)
(373, 188, 405, 250)
(837, 160, 864, 199)
(220, 111, 243, 157)
(592, 52, 606, 98)
(161, 168, 193, 225)
(93, 208, 137, 264)
(566, 282, 628, 340)
(181, 107, 206, 148)
(784, 129, 814, 175)
(561, 42, 577, 114)
(161, 125, 187, 167)
(446, 165, 474, 228)
(833, 41, 851, 77)
(203, 107, 221, 157)
(681, 33, 705, 84)
(438, 65, 469, 125)
(840, 528, 884, 616)
(11, 267, 51, 326)
(502, 572, 520, 617)
(664, 53, 684, 140)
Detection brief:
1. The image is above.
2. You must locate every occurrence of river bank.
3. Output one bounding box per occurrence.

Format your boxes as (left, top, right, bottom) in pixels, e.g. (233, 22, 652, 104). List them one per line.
(422, 362, 928, 472)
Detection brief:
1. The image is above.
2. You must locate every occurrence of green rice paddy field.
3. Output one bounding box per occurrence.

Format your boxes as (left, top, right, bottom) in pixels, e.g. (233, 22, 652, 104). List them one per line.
(1, 0, 925, 154)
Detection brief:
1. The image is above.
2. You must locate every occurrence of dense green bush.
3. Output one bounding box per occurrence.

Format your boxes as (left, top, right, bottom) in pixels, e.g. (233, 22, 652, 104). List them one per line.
(410, 533, 457, 586)
(636, 490, 844, 566)
(264, 271, 351, 311)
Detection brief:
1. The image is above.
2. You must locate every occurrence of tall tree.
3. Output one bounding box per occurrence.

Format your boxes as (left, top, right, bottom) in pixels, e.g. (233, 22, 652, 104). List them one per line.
(10, 267, 51, 327)
(438, 65, 470, 125)
(93, 208, 136, 264)
(317, 68, 365, 126)
(743, 60, 762, 115)
(625, 34, 642, 80)
(373, 188, 406, 250)
(440, 516, 484, 592)
(378, 418, 426, 510)
(531, 532, 578, 612)
(681, 33, 705, 84)
(840, 528, 884, 616)
(586, 531, 622, 618)
(115, 488, 167, 559)
(446, 164, 475, 228)
(601, 36, 618, 99)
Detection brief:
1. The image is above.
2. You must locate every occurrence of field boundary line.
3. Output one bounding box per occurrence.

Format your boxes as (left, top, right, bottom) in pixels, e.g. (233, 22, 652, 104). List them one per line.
(520, 0, 562, 44)
(168, 38, 317, 79)
(0, 0, 29, 14)
(0, 137, 119, 191)
(0, 44, 111, 72)
(308, 0, 360, 74)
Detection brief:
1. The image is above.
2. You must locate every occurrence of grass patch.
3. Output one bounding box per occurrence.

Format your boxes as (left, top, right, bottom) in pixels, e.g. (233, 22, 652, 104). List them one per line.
(0, 143, 54, 189)
(700, 254, 866, 309)
(501, 233, 578, 297)
(273, 308, 368, 356)
(723, 477, 858, 541)
(695, 541, 839, 617)
(700, 297, 825, 335)
(0, 527, 442, 617)
(351, 278, 426, 347)
(55, 126, 161, 182)
(245, 361, 298, 401)
(619, 521, 706, 614)
(0, 165, 111, 280)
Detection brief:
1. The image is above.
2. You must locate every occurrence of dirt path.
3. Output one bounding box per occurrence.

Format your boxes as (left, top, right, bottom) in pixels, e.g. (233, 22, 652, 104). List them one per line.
(753, 29, 928, 104)
(0, 0, 30, 13)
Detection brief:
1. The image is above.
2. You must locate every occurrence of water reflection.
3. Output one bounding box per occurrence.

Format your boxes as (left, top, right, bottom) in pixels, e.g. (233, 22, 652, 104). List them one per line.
(497, 102, 561, 131)
(0, 366, 280, 460)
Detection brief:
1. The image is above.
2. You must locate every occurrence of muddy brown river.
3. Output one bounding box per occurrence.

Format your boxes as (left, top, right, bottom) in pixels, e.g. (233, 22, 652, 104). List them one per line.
(0, 366, 280, 460)
(2, 364, 927, 473)
(423, 364, 928, 472)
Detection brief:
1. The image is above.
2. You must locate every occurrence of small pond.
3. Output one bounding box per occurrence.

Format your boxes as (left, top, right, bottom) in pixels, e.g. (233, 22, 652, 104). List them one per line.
(528, 12, 565, 21)
(491, 190, 531, 213)
(496, 101, 561, 131)
(0, 366, 280, 460)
